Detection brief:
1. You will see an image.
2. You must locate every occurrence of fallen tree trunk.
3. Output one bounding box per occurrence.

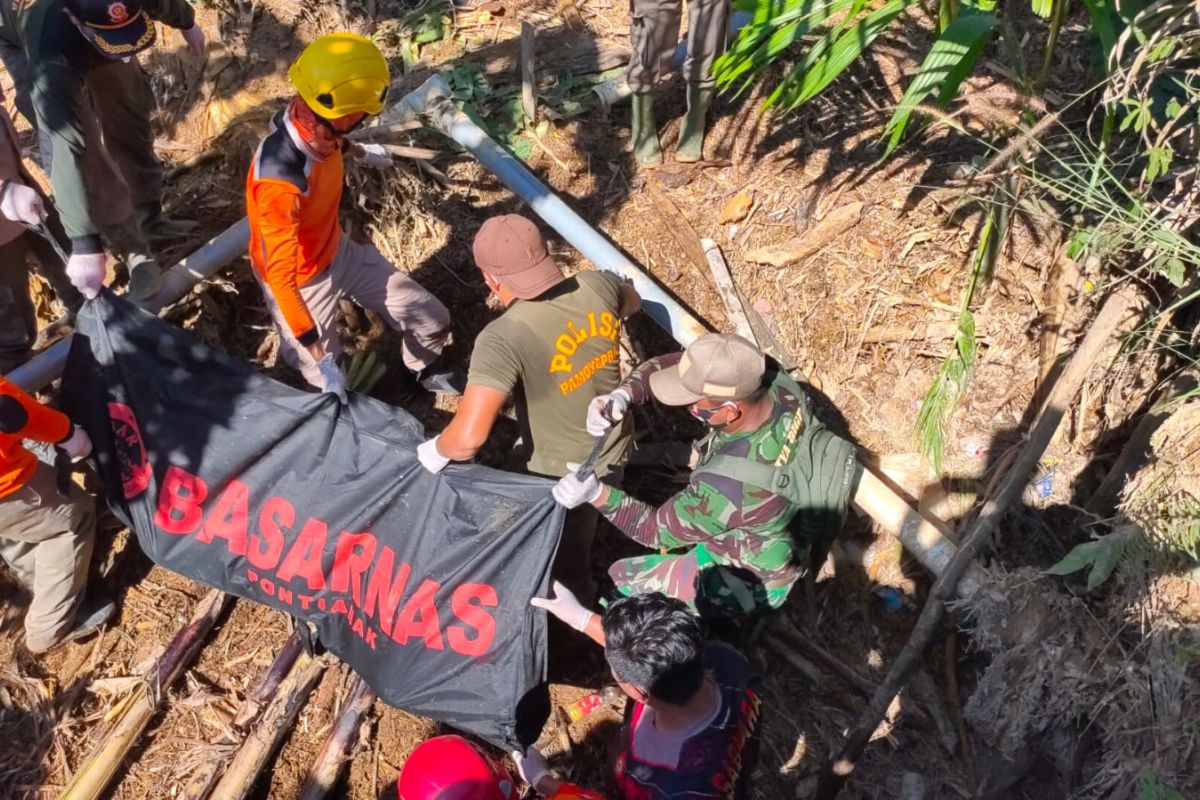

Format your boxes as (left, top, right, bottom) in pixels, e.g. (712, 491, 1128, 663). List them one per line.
(297, 676, 376, 800)
(207, 651, 328, 800)
(179, 631, 304, 800)
(815, 285, 1138, 799)
(60, 589, 231, 800)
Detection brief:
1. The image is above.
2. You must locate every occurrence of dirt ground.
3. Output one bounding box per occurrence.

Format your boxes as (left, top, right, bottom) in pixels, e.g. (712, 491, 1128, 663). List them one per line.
(0, 0, 1150, 798)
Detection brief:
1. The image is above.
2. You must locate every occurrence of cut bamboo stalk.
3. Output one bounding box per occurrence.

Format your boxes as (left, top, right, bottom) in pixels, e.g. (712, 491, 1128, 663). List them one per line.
(816, 286, 1138, 799)
(520, 22, 537, 125)
(296, 676, 375, 800)
(852, 468, 993, 601)
(59, 589, 231, 800)
(180, 631, 304, 800)
(208, 651, 328, 800)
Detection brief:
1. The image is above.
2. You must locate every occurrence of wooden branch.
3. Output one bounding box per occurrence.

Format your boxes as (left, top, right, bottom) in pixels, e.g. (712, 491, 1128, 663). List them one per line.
(60, 590, 231, 800)
(764, 626, 875, 698)
(297, 676, 375, 800)
(521, 22, 537, 125)
(180, 631, 304, 800)
(379, 144, 441, 160)
(746, 202, 864, 267)
(208, 651, 329, 800)
(700, 239, 758, 344)
(645, 183, 713, 281)
(557, 0, 585, 29)
(815, 286, 1138, 799)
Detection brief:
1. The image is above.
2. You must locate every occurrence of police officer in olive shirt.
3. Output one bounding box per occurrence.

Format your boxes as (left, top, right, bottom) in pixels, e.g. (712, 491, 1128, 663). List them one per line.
(417, 214, 640, 601)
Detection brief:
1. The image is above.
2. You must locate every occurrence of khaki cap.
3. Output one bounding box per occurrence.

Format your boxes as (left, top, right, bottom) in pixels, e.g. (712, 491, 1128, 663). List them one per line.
(472, 214, 565, 300)
(649, 333, 767, 406)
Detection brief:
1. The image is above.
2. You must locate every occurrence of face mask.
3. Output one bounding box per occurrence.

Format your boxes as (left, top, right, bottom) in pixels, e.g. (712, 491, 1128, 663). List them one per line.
(689, 401, 738, 429)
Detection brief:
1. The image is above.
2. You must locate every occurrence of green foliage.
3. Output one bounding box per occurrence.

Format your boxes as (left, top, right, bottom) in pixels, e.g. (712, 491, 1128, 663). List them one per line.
(1138, 770, 1187, 800)
(913, 198, 999, 473)
(1045, 528, 1131, 589)
(882, 10, 996, 156)
(443, 64, 534, 160)
(345, 350, 386, 394)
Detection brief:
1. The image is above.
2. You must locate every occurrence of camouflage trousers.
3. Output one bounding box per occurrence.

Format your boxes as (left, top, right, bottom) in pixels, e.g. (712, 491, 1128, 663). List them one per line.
(607, 541, 807, 618)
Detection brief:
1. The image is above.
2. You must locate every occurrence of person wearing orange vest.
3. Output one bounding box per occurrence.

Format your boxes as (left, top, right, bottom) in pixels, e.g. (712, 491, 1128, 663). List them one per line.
(0, 376, 113, 655)
(246, 33, 461, 401)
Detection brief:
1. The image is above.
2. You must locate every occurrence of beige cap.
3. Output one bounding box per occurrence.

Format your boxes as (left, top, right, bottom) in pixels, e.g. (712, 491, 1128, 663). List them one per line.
(649, 333, 767, 406)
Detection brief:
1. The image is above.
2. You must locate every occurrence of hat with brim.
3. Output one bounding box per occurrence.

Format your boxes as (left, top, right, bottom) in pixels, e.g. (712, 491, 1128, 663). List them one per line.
(473, 214, 566, 301)
(648, 365, 706, 406)
(65, 3, 157, 60)
(647, 333, 767, 406)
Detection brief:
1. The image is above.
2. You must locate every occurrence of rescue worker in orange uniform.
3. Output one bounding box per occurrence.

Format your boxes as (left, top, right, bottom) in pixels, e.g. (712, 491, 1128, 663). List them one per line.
(0, 375, 112, 655)
(246, 33, 462, 401)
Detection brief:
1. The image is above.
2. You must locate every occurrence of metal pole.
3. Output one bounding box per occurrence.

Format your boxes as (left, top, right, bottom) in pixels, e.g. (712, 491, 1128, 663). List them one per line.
(394, 76, 712, 346)
(9, 218, 251, 393)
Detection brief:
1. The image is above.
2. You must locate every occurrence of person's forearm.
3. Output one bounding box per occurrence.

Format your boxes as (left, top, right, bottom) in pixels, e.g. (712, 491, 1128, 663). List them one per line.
(582, 610, 605, 646)
(435, 426, 484, 461)
(596, 486, 669, 548)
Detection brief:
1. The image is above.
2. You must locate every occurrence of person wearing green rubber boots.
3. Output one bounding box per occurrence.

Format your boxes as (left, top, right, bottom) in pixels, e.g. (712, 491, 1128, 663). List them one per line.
(627, 0, 728, 165)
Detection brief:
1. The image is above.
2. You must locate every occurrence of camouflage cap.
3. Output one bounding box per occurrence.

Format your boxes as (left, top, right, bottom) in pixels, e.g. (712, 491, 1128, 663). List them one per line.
(649, 333, 766, 406)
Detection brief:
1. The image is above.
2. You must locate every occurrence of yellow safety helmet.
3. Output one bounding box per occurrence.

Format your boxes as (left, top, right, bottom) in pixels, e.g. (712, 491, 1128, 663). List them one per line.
(288, 33, 389, 119)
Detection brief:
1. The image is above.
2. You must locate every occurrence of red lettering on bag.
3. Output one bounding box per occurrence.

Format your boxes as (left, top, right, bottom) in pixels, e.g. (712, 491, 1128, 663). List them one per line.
(198, 479, 250, 555)
(153, 465, 208, 534)
(330, 598, 349, 615)
(249, 496, 292, 570)
(363, 546, 411, 633)
(391, 579, 443, 650)
(331, 531, 378, 606)
(447, 583, 498, 656)
(277, 517, 329, 591)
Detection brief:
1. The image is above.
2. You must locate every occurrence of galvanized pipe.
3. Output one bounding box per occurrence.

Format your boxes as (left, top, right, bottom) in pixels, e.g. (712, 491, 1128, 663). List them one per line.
(9, 218, 251, 393)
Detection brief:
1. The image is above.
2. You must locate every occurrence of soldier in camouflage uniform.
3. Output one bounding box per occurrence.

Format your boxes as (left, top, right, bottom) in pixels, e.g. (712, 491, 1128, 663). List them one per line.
(553, 333, 859, 617)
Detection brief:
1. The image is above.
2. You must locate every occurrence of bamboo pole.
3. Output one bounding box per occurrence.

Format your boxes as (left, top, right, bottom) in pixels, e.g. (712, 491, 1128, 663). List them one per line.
(179, 631, 304, 800)
(207, 651, 328, 800)
(59, 589, 231, 800)
(296, 676, 376, 800)
(815, 286, 1137, 799)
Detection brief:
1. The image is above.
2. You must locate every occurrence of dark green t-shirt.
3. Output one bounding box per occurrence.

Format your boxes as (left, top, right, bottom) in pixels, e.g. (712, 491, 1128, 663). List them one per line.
(468, 270, 633, 478)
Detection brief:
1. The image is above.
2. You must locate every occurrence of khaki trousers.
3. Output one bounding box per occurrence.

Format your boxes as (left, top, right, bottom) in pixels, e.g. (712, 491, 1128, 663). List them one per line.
(260, 236, 452, 388)
(0, 461, 97, 652)
(627, 0, 730, 92)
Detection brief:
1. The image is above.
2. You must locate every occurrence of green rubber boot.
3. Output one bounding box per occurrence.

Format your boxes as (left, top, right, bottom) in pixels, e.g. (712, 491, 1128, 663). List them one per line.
(675, 84, 715, 163)
(631, 91, 662, 166)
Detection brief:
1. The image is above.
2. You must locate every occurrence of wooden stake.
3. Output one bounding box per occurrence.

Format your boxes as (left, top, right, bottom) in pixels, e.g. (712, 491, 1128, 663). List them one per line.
(208, 651, 328, 800)
(520, 22, 537, 126)
(297, 676, 375, 800)
(815, 286, 1138, 799)
(700, 239, 757, 344)
(59, 590, 230, 800)
(180, 631, 304, 800)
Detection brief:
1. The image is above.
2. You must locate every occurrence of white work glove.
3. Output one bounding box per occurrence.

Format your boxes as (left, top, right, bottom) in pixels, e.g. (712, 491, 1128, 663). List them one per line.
(531, 580, 595, 632)
(66, 252, 107, 299)
(417, 436, 450, 474)
(585, 388, 631, 436)
(356, 143, 392, 168)
(316, 354, 348, 403)
(552, 462, 601, 509)
(181, 25, 205, 57)
(0, 182, 46, 225)
(56, 425, 92, 462)
(511, 746, 552, 789)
